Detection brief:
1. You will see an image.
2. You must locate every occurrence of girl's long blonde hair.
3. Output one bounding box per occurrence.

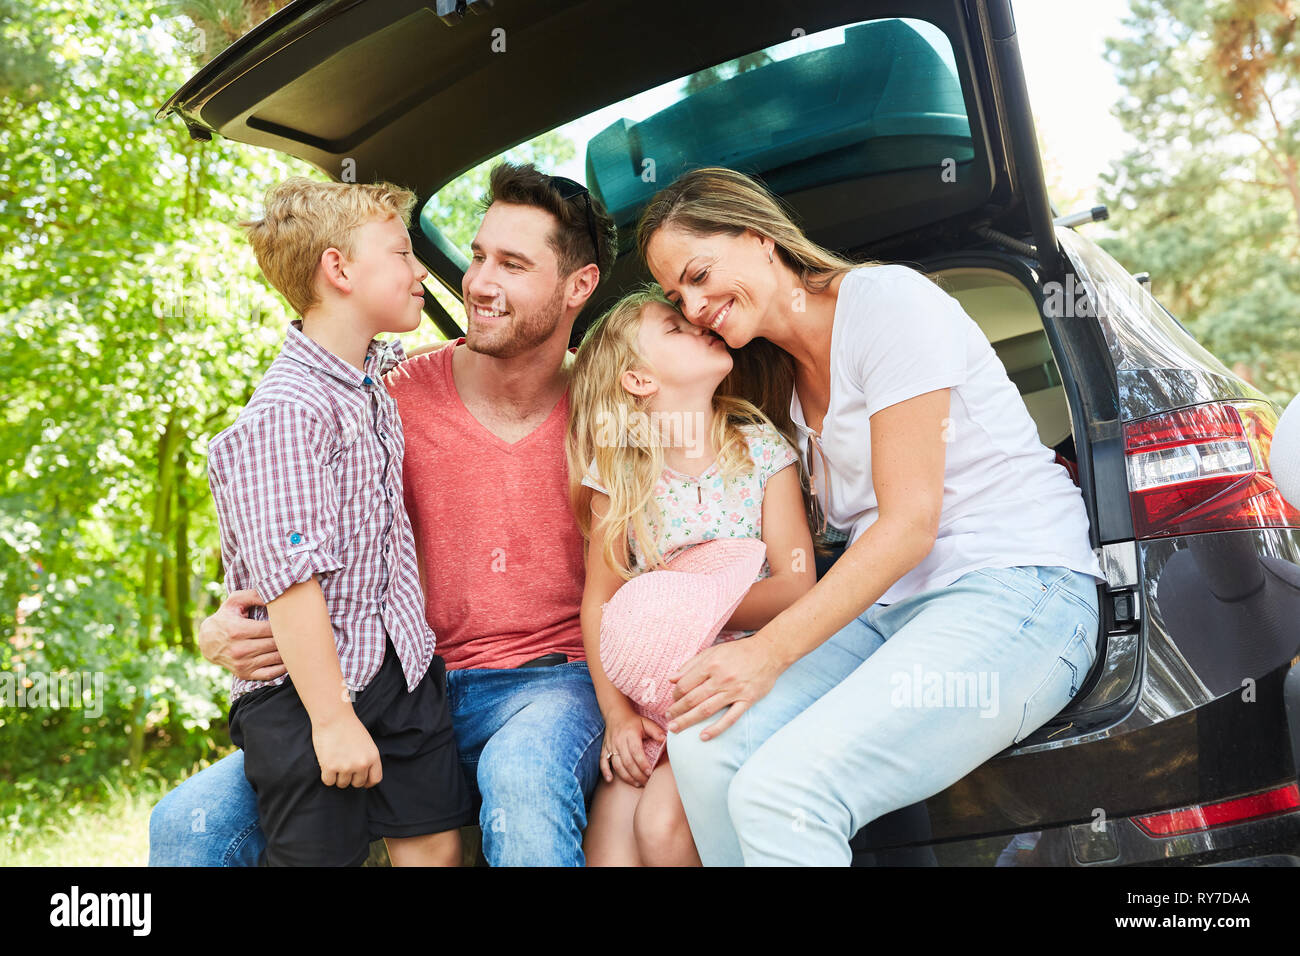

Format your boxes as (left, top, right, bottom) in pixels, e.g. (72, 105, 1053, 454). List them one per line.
(636, 166, 891, 547)
(567, 283, 792, 580)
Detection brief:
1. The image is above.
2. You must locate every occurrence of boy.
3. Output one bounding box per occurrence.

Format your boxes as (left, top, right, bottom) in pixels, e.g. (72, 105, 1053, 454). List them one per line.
(206, 177, 472, 866)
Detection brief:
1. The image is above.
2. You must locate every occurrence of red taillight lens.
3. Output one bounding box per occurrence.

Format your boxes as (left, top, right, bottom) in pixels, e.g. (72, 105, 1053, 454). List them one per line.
(1124, 400, 1300, 538)
(1133, 783, 1300, 837)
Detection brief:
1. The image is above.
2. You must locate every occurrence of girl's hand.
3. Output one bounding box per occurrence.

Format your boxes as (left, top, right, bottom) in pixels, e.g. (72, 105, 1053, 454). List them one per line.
(600, 706, 665, 787)
(666, 630, 785, 740)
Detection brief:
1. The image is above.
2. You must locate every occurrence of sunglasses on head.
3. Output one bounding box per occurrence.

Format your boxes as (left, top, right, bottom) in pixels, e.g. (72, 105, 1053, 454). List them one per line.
(548, 175, 602, 274)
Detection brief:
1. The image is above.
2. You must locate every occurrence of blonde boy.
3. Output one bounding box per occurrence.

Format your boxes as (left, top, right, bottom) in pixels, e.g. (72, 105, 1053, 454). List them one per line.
(206, 177, 471, 866)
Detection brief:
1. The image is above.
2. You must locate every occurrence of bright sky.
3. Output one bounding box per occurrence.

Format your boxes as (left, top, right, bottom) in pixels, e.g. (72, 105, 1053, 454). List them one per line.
(1011, 0, 1134, 215)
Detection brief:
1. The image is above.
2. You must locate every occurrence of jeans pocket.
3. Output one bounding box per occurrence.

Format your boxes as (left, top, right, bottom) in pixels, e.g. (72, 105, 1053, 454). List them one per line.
(1012, 622, 1096, 744)
(971, 565, 1052, 606)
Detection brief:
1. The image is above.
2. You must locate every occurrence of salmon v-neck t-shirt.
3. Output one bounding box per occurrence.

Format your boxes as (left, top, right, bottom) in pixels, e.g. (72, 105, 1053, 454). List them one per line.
(382, 338, 586, 670)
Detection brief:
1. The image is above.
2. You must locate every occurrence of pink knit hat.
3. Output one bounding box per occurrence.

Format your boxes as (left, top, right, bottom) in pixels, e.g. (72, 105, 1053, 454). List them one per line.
(599, 537, 768, 769)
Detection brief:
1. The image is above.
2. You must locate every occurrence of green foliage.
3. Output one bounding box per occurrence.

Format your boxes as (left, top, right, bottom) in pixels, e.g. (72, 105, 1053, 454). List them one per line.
(1099, 0, 1300, 404)
(0, 0, 579, 819)
(0, 0, 311, 783)
(0, 0, 61, 104)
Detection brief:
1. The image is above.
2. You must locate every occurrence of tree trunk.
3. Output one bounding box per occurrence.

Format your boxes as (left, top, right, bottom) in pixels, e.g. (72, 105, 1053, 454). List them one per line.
(141, 414, 179, 648)
(175, 444, 194, 649)
(127, 694, 147, 769)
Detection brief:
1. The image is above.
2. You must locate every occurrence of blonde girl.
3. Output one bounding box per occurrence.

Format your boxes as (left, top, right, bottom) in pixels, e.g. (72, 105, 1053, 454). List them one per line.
(565, 283, 817, 866)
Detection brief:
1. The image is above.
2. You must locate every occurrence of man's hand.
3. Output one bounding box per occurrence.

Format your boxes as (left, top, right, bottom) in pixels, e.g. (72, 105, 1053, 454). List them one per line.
(312, 710, 383, 789)
(198, 589, 285, 681)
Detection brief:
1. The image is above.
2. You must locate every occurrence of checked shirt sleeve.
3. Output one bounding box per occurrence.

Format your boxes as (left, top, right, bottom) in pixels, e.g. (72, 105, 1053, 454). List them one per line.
(208, 403, 345, 603)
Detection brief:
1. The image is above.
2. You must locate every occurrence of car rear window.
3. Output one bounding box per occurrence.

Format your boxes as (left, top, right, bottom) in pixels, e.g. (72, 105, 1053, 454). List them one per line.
(419, 17, 972, 258)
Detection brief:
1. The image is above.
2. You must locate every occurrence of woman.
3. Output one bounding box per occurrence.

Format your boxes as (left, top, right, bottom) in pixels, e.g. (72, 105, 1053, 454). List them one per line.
(636, 167, 1106, 866)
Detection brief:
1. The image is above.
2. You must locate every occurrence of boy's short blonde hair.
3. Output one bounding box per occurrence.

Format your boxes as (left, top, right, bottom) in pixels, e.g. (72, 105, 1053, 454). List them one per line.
(240, 177, 418, 316)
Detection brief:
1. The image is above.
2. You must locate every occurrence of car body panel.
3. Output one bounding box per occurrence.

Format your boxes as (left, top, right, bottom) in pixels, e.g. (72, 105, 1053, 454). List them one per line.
(1056, 227, 1274, 420)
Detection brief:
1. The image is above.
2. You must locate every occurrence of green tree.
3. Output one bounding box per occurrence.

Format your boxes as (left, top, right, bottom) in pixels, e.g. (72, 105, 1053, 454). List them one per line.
(0, 0, 314, 783)
(1099, 0, 1300, 403)
(0, 0, 578, 814)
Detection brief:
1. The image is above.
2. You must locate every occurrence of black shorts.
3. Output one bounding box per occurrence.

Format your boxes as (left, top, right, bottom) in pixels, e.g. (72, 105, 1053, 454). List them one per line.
(229, 639, 473, 866)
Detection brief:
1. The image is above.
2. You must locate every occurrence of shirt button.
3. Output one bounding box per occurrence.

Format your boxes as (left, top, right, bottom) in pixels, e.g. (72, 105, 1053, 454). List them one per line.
(289, 532, 302, 545)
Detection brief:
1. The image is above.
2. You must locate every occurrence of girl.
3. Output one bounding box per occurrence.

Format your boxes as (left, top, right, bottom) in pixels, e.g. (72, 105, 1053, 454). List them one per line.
(565, 283, 818, 867)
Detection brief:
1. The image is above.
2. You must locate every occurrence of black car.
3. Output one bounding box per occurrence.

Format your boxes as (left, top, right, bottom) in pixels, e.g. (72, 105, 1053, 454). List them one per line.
(161, 0, 1300, 866)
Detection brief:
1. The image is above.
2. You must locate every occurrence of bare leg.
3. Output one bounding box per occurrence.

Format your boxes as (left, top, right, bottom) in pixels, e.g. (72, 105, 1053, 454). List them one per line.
(632, 757, 701, 867)
(583, 774, 646, 867)
(385, 829, 461, 867)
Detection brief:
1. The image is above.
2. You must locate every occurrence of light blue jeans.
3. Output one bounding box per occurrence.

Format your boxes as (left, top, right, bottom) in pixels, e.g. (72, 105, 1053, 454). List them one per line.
(148, 661, 604, 866)
(667, 564, 1101, 866)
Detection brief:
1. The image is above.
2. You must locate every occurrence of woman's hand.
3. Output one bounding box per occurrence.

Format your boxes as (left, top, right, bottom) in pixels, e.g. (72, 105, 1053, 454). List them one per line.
(666, 631, 786, 740)
(600, 703, 665, 787)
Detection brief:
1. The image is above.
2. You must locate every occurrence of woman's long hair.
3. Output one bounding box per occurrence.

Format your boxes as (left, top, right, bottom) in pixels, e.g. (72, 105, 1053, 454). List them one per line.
(567, 283, 785, 580)
(636, 166, 886, 548)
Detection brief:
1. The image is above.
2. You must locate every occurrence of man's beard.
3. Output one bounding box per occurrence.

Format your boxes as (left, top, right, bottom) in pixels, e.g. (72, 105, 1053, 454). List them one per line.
(465, 281, 566, 360)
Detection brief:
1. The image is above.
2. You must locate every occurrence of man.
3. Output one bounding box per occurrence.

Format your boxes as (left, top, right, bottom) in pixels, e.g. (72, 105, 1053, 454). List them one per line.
(148, 162, 619, 866)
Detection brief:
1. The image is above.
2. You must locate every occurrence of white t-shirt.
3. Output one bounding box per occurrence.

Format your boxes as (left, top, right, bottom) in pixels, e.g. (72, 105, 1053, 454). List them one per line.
(790, 265, 1104, 605)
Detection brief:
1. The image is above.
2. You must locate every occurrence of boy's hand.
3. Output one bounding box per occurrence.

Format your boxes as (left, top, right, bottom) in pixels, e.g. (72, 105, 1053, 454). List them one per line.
(312, 711, 383, 789)
(199, 590, 286, 681)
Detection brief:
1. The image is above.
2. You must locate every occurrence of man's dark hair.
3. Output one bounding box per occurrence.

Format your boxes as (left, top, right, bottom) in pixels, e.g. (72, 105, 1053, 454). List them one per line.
(482, 162, 618, 283)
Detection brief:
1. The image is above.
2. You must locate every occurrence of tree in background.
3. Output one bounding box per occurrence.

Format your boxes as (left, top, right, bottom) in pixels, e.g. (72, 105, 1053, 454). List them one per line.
(166, 0, 282, 64)
(0, 0, 325, 801)
(1100, 0, 1300, 403)
(0, 0, 576, 832)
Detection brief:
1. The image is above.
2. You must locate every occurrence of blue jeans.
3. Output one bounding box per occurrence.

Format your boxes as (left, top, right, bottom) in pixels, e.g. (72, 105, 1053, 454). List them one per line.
(149, 661, 604, 866)
(667, 565, 1101, 866)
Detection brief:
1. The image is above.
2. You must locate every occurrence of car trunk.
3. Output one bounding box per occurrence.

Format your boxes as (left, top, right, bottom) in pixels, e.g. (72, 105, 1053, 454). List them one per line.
(161, 0, 1064, 305)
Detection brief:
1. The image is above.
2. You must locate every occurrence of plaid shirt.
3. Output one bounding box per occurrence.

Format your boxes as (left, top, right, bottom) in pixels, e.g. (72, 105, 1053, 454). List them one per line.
(208, 321, 434, 704)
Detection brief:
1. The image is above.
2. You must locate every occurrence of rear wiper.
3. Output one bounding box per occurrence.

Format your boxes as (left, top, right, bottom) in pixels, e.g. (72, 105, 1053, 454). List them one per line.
(436, 0, 495, 25)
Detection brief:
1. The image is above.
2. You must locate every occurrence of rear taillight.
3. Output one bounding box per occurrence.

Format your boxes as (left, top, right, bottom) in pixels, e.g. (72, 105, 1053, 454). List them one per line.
(1124, 400, 1300, 538)
(1133, 782, 1300, 837)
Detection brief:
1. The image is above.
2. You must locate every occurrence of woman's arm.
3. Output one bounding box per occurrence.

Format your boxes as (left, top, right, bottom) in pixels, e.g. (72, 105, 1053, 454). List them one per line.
(666, 387, 951, 738)
(722, 464, 817, 631)
(579, 491, 662, 784)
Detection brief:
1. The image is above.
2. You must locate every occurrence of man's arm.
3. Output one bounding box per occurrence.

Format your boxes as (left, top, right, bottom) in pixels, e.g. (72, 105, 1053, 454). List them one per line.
(198, 590, 285, 682)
